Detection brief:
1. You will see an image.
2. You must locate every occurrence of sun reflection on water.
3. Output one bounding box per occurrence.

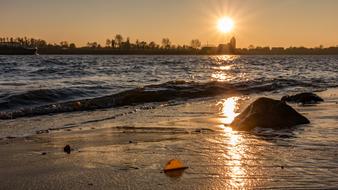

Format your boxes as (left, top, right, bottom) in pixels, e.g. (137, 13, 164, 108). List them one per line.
(217, 97, 240, 125)
(210, 55, 239, 82)
(222, 126, 246, 188)
(217, 97, 247, 188)
(212, 55, 239, 63)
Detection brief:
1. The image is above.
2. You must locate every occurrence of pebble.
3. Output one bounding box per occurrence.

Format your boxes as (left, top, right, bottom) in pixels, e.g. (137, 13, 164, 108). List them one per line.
(64, 145, 71, 154)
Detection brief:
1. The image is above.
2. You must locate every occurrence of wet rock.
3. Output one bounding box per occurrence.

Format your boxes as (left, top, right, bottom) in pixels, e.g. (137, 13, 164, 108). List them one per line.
(63, 145, 71, 154)
(73, 101, 82, 110)
(281, 92, 323, 104)
(231, 97, 310, 131)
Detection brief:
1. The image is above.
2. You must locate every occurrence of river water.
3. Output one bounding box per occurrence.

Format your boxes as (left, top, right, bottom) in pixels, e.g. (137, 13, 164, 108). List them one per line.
(0, 55, 337, 189)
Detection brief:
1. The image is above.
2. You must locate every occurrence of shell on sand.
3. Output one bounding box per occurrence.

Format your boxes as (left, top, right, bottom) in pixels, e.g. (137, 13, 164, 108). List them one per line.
(163, 159, 188, 172)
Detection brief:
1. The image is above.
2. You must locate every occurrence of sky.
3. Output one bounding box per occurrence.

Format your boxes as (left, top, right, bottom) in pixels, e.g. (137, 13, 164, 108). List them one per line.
(0, 0, 337, 48)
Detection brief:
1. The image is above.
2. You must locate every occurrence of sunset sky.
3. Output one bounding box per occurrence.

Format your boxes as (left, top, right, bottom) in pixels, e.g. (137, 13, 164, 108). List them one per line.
(1, 0, 337, 48)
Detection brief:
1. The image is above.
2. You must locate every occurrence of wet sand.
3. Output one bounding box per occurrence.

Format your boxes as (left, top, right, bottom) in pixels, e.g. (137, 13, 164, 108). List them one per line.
(0, 89, 338, 189)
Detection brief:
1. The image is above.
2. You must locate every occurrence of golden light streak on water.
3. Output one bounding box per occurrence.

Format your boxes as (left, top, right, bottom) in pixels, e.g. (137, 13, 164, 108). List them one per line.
(217, 97, 240, 125)
(210, 55, 240, 81)
(217, 96, 247, 188)
(221, 126, 247, 188)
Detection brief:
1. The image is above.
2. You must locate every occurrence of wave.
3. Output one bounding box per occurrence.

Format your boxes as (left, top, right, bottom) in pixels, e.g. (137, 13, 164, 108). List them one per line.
(0, 88, 89, 111)
(0, 79, 330, 119)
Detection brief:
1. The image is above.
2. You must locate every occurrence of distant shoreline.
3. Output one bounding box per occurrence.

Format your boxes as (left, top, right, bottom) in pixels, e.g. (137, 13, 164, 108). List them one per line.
(36, 48, 338, 55)
(2, 36, 337, 55)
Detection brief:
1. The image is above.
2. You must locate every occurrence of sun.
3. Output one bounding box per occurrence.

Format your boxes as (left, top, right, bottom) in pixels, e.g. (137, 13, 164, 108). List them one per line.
(218, 17, 234, 33)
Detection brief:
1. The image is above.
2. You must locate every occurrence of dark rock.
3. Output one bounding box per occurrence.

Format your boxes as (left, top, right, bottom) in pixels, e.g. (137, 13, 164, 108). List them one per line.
(231, 97, 310, 131)
(41, 152, 47, 155)
(281, 92, 323, 104)
(64, 145, 71, 154)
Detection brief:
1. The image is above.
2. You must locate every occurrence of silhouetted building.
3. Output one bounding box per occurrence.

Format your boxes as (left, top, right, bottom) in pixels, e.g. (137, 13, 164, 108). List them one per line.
(200, 37, 237, 54)
(230, 37, 236, 50)
(217, 36, 237, 54)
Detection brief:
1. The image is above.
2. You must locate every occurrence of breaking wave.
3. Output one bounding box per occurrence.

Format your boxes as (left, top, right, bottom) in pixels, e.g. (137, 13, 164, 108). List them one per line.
(0, 78, 332, 119)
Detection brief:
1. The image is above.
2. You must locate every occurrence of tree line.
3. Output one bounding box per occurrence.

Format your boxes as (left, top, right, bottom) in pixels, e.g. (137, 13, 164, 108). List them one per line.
(88, 34, 201, 50)
(0, 35, 201, 50)
(1, 35, 337, 55)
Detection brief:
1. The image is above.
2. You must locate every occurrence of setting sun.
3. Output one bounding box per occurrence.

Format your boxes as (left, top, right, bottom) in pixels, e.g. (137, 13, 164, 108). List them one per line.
(218, 17, 234, 33)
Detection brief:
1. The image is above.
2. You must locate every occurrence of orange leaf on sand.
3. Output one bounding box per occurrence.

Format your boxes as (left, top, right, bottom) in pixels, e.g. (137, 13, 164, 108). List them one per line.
(163, 159, 188, 172)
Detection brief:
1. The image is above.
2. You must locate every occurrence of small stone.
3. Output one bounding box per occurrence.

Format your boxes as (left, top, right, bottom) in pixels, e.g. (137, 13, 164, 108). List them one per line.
(88, 183, 93, 186)
(36, 130, 49, 134)
(129, 140, 133, 143)
(195, 129, 202, 133)
(64, 145, 71, 154)
(74, 101, 82, 109)
(281, 92, 323, 104)
(281, 166, 284, 169)
(41, 152, 47, 155)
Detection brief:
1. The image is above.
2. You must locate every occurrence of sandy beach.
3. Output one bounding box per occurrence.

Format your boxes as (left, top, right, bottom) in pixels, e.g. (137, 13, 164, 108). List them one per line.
(1, 88, 337, 189)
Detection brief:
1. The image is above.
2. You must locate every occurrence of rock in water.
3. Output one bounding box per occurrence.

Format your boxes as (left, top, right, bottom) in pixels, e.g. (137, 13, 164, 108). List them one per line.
(281, 92, 323, 104)
(231, 97, 310, 131)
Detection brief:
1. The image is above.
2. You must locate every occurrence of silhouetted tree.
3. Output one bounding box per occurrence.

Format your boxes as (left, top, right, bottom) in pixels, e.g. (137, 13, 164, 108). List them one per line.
(135, 40, 140, 49)
(60, 41, 69, 48)
(139, 41, 147, 49)
(106, 39, 111, 47)
(148, 41, 157, 49)
(162, 38, 171, 49)
(69, 43, 76, 49)
(115, 34, 123, 48)
(111, 40, 116, 48)
(123, 37, 131, 49)
(86, 42, 98, 48)
(190, 39, 201, 49)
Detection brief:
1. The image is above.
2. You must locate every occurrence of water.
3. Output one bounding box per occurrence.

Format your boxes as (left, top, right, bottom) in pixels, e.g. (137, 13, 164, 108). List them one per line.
(0, 55, 337, 115)
(0, 55, 338, 188)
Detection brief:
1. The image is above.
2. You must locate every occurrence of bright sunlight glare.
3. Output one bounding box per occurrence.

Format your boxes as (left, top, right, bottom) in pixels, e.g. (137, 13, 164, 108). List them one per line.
(218, 17, 234, 33)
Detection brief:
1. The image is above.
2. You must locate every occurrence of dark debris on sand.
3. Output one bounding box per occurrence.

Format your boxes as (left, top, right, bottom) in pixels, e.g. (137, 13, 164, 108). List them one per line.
(63, 145, 72, 154)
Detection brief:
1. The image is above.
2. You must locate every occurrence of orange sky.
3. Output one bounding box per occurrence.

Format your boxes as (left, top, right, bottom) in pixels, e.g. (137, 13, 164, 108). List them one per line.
(0, 0, 337, 48)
